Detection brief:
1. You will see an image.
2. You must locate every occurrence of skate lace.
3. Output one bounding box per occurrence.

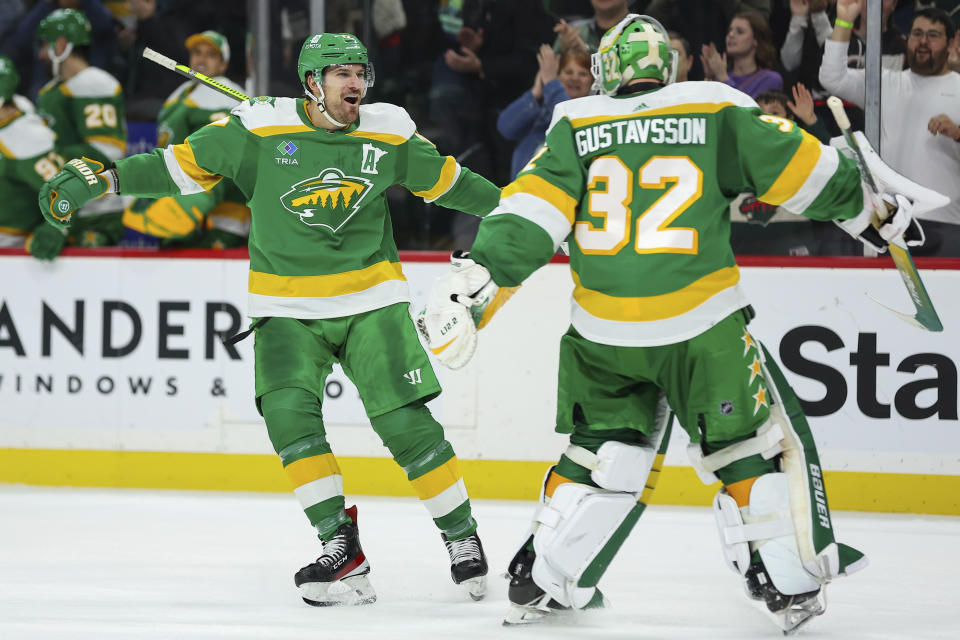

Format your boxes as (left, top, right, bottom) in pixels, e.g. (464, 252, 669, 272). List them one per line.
(317, 534, 348, 567)
(445, 536, 481, 564)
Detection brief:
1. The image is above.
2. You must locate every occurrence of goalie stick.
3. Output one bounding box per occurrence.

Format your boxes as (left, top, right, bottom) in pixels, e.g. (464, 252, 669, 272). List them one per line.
(142, 47, 249, 103)
(826, 96, 943, 332)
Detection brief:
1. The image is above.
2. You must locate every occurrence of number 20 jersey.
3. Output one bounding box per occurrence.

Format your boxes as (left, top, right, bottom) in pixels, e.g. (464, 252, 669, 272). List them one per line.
(471, 81, 864, 347)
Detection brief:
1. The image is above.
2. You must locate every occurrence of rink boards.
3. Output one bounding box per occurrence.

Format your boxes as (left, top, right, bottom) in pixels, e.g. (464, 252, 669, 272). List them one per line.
(1, 249, 958, 514)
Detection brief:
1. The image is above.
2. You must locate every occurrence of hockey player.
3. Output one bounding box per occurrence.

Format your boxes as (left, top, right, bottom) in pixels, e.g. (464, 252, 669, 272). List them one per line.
(36, 8, 127, 250)
(37, 33, 497, 606)
(122, 30, 251, 248)
(0, 55, 67, 259)
(418, 14, 937, 633)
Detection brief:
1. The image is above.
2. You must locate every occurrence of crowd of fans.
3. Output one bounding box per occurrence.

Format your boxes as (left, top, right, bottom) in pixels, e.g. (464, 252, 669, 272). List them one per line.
(2, 0, 959, 258)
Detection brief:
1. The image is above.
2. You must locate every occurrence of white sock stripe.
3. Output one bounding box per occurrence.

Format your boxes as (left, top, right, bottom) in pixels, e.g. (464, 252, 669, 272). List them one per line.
(293, 474, 344, 510)
(421, 478, 468, 518)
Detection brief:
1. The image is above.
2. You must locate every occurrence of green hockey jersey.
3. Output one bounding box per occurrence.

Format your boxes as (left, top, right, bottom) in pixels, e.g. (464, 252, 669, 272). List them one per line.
(0, 105, 63, 237)
(115, 97, 502, 317)
(471, 81, 864, 346)
(156, 78, 243, 148)
(37, 66, 127, 164)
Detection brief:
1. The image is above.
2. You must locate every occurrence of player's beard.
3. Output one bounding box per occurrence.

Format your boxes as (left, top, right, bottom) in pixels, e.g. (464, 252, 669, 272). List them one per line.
(908, 46, 948, 76)
(326, 93, 361, 125)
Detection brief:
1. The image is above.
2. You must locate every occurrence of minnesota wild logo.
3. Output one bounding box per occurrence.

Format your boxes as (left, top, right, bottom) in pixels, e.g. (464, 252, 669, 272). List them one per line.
(280, 168, 373, 232)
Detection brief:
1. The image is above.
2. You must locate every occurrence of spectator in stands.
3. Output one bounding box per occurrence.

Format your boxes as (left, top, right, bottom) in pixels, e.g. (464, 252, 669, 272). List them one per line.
(702, 10, 783, 97)
(435, 0, 554, 247)
(0, 54, 68, 260)
(669, 30, 695, 82)
(36, 8, 126, 252)
(820, 2, 960, 256)
(121, 30, 250, 249)
(551, 0, 629, 54)
(497, 46, 592, 179)
(757, 83, 830, 141)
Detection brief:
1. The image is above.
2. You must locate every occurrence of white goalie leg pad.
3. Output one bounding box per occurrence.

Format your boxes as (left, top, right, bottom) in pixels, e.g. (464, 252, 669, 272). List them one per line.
(531, 483, 638, 609)
(714, 475, 820, 595)
(564, 441, 655, 492)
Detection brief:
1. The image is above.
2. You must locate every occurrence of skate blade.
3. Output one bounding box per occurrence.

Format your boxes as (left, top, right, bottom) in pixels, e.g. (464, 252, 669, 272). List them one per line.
(772, 593, 826, 635)
(300, 574, 377, 607)
(462, 575, 487, 601)
(503, 604, 550, 626)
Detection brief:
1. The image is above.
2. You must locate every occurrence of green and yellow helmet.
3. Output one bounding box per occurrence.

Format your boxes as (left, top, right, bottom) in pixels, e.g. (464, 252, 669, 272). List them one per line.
(297, 33, 374, 98)
(592, 14, 676, 96)
(37, 8, 92, 46)
(0, 55, 18, 107)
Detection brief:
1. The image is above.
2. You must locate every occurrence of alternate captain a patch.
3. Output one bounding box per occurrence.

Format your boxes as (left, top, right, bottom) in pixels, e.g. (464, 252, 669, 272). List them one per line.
(280, 168, 374, 232)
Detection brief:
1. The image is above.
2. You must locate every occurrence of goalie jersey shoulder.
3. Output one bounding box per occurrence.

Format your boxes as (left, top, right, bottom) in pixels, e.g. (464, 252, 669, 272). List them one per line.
(549, 81, 758, 133)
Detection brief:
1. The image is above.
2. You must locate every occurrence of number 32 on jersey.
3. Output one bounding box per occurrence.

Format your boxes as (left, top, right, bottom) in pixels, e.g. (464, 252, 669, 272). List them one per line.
(576, 155, 702, 255)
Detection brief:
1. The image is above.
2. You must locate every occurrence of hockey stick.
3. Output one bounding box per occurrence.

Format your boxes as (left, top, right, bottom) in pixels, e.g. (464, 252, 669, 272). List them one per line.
(826, 96, 943, 332)
(142, 47, 249, 103)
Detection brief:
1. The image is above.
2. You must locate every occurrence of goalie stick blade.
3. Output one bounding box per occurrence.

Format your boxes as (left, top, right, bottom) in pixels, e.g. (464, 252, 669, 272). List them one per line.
(886, 240, 943, 332)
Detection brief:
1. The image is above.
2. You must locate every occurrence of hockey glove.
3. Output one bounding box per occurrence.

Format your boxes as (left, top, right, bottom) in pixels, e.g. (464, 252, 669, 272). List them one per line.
(416, 251, 516, 370)
(38, 157, 110, 228)
(831, 132, 945, 252)
(25, 223, 68, 261)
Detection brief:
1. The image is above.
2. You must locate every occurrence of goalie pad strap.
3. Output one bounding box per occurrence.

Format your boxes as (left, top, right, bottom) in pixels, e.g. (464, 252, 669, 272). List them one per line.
(698, 421, 785, 473)
(723, 515, 795, 545)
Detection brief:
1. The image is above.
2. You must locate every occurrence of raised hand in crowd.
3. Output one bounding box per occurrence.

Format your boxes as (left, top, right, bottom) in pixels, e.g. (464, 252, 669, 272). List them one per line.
(458, 26, 484, 52)
(948, 30, 960, 73)
(553, 18, 587, 54)
(927, 114, 960, 141)
(533, 44, 560, 100)
(789, 0, 810, 17)
(786, 82, 818, 126)
(444, 44, 482, 75)
(701, 42, 728, 82)
(835, 0, 861, 25)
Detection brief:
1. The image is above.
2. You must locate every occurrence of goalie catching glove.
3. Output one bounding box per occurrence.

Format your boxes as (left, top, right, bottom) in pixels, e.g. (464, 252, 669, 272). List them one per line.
(416, 250, 517, 370)
(831, 132, 947, 252)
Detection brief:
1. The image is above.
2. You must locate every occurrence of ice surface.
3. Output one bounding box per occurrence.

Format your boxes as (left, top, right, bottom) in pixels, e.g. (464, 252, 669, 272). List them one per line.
(1, 487, 956, 639)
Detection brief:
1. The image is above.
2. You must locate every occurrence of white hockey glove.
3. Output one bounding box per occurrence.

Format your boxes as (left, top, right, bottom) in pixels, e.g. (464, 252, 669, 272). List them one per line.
(416, 251, 516, 370)
(831, 132, 946, 252)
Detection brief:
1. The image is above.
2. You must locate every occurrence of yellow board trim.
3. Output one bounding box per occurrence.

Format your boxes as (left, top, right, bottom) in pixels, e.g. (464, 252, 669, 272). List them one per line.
(411, 155, 457, 201)
(572, 265, 740, 322)
(409, 457, 462, 500)
(757, 131, 822, 205)
(347, 130, 408, 146)
(1, 449, 957, 515)
(249, 124, 314, 137)
(284, 453, 341, 488)
(502, 173, 577, 224)
(248, 260, 406, 298)
(0, 225, 30, 236)
(172, 140, 223, 191)
(569, 102, 737, 129)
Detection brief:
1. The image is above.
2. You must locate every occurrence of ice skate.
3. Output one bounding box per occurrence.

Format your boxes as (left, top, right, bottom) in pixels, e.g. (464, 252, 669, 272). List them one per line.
(295, 505, 376, 606)
(502, 536, 606, 626)
(442, 530, 488, 601)
(744, 561, 825, 635)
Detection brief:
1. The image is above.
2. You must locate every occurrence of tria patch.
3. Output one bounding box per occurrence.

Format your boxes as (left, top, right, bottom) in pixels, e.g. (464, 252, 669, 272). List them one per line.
(280, 168, 373, 232)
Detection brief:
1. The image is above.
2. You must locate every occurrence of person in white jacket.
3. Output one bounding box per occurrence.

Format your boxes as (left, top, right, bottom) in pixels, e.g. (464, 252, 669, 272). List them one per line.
(819, 1, 960, 256)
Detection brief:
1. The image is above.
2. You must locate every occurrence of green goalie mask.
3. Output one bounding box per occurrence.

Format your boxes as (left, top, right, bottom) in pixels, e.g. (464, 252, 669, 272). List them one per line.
(297, 33, 375, 101)
(0, 55, 17, 107)
(592, 14, 676, 96)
